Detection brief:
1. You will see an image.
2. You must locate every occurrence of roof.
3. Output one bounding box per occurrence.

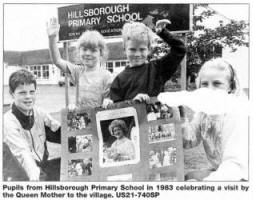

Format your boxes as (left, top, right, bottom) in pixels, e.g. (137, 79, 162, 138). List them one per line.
(4, 42, 127, 66)
(3, 51, 22, 66)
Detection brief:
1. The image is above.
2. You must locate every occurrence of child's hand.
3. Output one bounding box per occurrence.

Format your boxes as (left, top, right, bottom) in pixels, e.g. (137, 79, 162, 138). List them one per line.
(46, 17, 60, 38)
(179, 105, 195, 122)
(155, 19, 171, 33)
(133, 93, 150, 103)
(102, 98, 114, 109)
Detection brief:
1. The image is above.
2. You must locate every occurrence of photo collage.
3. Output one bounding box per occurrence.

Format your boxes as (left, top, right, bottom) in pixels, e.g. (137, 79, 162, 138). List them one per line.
(61, 102, 183, 181)
(146, 100, 181, 181)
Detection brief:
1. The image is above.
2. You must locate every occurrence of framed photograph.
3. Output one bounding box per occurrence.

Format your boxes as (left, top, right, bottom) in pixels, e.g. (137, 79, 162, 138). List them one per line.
(67, 110, 92, 131)
(146, 102, 174, 121)
(68, 158, 92, 177)
(68, 134, 92, 153)
(149, 146, 177, 169)
(96, 107, 140, 167)
(148, 123, 176, 143)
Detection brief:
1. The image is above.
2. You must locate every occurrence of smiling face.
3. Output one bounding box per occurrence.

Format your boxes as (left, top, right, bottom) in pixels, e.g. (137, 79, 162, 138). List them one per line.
(111, 126, 124, 139)
(79, 46, 101, 69)
(198, 66, 231, 92)
(11, 83, 36, 115)
(125, 40, 150, 67)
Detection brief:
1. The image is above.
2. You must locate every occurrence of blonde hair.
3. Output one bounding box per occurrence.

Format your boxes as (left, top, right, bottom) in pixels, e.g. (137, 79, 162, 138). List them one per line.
(122, 21, 154, 49)
(76, 30, 107, 60)
(196, 58, 240, 95)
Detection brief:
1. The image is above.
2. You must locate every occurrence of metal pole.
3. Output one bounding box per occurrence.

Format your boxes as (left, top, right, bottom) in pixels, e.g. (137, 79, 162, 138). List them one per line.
(63, 42, 69, 107)
(180, 34, 187, 90)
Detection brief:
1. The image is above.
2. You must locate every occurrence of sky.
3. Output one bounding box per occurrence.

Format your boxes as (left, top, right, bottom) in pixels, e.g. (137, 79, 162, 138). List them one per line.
(3, 3, 249, 51)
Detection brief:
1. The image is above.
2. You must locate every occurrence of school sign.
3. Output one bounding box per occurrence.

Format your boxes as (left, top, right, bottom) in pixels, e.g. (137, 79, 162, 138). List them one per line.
(58, 4, 192, 41)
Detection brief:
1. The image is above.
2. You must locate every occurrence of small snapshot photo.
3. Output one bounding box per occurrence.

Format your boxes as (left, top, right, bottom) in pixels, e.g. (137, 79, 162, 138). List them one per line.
(67, 111, 91, 131)
(149, 147, 177, 169)
(149, 172, 177, 181)
(96, 107, 140, 167)
(68, 135, 92, 153)
(148, 123, 176, 143)
(146, 102, 173, 121)
(68, 158, 92, 177)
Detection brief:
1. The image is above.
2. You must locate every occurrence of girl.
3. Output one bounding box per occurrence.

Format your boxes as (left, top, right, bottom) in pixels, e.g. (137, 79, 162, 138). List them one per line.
(47, 18, 113, 108)
(184, 58, 248, 181)
(158, 58, 248, 181)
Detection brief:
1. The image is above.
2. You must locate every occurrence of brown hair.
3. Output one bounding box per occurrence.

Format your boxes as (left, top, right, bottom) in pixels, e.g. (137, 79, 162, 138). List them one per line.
(9, 69, 36, 94)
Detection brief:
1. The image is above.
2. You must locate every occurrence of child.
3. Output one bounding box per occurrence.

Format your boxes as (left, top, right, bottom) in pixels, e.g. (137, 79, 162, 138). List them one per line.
(108, 19, 186, 103)
(163, 58, 248, 181)
(47, 18, 113, 108)
(4, 69, 61, 181)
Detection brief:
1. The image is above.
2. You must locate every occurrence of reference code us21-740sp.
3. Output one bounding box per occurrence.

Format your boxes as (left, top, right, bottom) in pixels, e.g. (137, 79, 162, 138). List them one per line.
(116, 192, 160, 198)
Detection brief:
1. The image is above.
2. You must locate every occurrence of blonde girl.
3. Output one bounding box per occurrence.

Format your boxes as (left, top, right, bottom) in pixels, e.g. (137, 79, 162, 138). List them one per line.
(47, 18, 113, 108)
(183, 58, 248, 181)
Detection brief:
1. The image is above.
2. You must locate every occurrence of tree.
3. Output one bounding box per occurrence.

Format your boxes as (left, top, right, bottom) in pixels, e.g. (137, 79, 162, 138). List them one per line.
(151, 4, 249, 90)
(186, 4, 249, 86)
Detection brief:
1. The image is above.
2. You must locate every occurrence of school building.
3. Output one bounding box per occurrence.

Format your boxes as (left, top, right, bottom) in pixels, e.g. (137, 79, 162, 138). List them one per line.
(3, 41, 128, 86)
(3, 41, 249, 93)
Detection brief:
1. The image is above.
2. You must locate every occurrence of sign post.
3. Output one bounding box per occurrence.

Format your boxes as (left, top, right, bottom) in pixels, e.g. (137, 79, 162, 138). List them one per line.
(58, 4, 192, 40)
(181, 34, 187, 90)
(63, 42, 69, 107)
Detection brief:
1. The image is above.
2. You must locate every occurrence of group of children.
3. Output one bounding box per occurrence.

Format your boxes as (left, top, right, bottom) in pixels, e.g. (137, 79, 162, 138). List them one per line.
(3, 16, 248, 181)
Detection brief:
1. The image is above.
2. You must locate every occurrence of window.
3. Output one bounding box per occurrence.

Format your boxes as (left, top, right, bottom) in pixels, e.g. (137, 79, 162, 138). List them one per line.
(121, 61, 126, 66)
(106, 62, 113, 72)
(115, 61, 121, 67)
(28, 64, 49, 79)
(42, 65, 49, 79)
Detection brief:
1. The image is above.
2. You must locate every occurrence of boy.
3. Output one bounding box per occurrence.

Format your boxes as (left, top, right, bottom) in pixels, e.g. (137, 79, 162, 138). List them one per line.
(4, 69, 61, 181)
(109, 19, 186, 103)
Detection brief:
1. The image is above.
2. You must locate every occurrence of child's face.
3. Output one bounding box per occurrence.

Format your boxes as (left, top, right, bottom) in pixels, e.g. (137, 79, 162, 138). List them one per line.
(11, 83, 36, 115)
(125, 40, 150, 67)
(79, 46, 101, 69)
(199, 67, 231, 92)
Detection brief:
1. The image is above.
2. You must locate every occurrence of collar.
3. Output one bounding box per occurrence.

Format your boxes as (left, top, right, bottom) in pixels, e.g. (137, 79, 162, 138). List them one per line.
(11, 104, 34, 130)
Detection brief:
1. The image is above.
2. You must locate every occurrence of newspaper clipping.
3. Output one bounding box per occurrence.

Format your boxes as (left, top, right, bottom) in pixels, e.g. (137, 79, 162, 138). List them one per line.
(1, 1, 252, 200)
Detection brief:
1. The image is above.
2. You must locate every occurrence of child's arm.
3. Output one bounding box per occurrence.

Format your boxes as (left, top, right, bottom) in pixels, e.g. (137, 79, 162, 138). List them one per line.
(203, 112, 248, 181)
(4, 120, 41, 181)
(181, 110, 202, 149)
(47, 18, 69, 73)
(102, 72, 114, 108)
(39, 108, 61, 144)
(154, 19, 186, 80)
(109, 76, 124, 102)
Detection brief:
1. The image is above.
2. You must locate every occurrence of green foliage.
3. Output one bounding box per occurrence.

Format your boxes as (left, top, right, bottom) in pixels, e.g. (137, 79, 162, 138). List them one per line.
(186, 4, 249, 80)
(151, 4, 249, 87)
